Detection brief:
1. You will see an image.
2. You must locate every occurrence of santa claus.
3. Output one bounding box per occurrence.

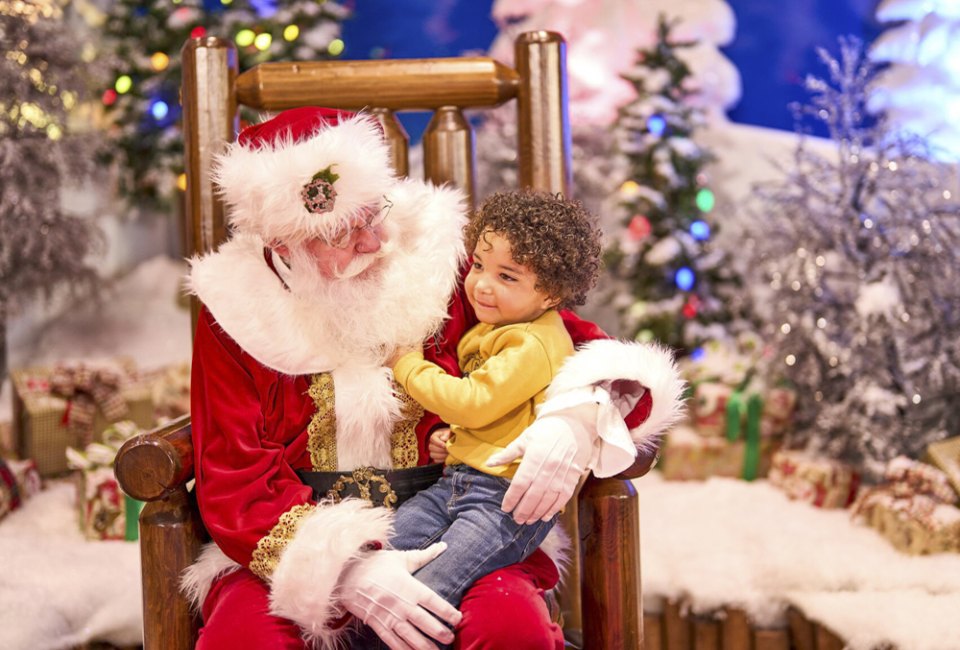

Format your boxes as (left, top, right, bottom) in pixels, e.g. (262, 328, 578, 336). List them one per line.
(182, 106, 684, 649)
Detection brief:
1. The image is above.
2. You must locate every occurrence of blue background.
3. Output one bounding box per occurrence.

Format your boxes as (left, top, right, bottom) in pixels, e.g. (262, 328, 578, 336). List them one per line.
(339, 0, 886, 141)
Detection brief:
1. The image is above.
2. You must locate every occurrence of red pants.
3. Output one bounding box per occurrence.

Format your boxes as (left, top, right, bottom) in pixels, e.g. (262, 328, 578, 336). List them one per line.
(197, 548, 565, 649)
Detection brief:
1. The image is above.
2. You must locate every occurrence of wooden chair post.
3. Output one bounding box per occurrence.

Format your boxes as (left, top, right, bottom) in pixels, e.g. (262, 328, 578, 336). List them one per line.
(115, 416, 204, 650)
(422, 106, 477, 210)
(579, 476, 642, 649)
(180, 37, 238, 331)
(370, 108, 410, 178)
(514, 31, 572, 195)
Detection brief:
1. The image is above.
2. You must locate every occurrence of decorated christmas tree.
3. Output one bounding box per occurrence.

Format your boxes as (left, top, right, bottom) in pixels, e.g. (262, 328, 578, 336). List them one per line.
(0, 0, 103, 382)
(604, 16, 735, 351)
(476, 0, 740, 225)
(868, 0, 960, 161)
(98, 0, 349, 211)
(742, 37, 960, 478)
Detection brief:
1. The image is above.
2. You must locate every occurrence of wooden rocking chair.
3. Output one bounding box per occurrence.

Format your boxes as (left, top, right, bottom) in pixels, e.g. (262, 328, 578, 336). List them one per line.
(115, 31, 651, 650)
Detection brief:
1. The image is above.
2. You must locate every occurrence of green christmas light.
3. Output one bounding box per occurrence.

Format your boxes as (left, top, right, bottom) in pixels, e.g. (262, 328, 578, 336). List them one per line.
(328, 38, 345, 56)
(696, 188, 715, 213)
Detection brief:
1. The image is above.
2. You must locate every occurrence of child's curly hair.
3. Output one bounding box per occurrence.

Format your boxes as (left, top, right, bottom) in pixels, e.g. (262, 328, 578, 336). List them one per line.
(464, 189, 603, 310)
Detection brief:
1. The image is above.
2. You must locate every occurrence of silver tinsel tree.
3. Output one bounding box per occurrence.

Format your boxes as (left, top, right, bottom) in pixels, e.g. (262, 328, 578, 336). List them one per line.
(0, 0, 103, 382)
(743, 38, 960, 479)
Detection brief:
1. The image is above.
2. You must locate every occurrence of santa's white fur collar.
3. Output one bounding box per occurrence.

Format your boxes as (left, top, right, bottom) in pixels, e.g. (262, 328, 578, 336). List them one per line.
(188, 180, 467, 376)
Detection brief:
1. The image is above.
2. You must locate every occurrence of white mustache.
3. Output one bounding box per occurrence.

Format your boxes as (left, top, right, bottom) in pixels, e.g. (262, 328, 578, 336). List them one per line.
(332, 240, 395, 280)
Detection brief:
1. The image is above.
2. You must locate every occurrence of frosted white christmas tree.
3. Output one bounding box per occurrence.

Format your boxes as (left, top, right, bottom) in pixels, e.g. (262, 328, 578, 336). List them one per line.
(869, 0, 960, 160)
(742, 38, 960, 479)
(477, 0, 741, 224)
(0, 1, 103, 382)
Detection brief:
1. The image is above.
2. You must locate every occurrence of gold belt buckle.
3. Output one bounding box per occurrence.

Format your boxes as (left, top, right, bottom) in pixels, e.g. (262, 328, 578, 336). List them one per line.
(326, 466, 399, 509)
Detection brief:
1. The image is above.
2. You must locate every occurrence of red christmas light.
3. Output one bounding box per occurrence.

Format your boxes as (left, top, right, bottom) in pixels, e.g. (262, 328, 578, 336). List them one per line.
(627, 214, 651, 241)
(102, 89, 118, 106)
(191, 26, 207, 39)
(682, 295, 700, 319)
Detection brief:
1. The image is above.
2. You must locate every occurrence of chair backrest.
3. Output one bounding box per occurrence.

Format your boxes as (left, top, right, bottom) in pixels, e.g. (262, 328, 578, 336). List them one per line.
(181, 31, 572, 326)
(116, 32, 643, 650)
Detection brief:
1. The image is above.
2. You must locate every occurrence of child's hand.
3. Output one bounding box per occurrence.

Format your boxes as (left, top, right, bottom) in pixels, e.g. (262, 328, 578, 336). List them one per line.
(428, 428, 452, 463)
(387, 345, 419, 367)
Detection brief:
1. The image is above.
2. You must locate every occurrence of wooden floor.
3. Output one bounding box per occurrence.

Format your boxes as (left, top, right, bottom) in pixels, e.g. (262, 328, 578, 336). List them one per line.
(644, 601, 856, 650)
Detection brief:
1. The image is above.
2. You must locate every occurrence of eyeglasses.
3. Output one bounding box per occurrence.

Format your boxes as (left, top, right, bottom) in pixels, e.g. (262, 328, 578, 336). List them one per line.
(326, 197, 393, 249)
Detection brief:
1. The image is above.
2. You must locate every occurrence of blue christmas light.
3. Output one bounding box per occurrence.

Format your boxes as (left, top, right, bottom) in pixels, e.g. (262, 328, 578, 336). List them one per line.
(675, 267, 695, 291)
(150, 100, 169, 120)
(250, 0, 278, 18)
(647, 114, 667, 137)
(690, 346, 706, 361)
(690, 220, 711, 241)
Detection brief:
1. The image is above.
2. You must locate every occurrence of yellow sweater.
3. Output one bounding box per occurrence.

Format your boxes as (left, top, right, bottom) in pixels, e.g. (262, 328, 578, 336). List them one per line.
(392, 310, 574, 478)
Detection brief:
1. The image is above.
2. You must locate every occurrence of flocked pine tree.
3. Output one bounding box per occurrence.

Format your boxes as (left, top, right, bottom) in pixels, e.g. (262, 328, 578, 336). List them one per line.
(605, 16, 734, 352)
(99, 0, 349, 211)
(742, 38, 960, 478)
(0, 0, 102, 382)
(868, 0, 960, 160)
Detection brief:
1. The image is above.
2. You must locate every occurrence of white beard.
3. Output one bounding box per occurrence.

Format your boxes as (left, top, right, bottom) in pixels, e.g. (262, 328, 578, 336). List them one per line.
(279, 241, 406, 366)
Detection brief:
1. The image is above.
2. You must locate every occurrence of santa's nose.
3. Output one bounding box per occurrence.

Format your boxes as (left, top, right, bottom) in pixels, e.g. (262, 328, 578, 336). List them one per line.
(354, 225, 383, 254)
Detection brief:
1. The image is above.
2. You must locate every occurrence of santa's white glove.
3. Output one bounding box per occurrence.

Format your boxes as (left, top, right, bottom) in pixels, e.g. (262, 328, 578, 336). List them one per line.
(339, 543, 461, 650)
(486, 406, 598, 524)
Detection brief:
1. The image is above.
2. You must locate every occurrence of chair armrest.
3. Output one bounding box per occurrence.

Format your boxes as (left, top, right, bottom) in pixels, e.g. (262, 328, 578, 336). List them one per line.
(115, 414, 194, 501)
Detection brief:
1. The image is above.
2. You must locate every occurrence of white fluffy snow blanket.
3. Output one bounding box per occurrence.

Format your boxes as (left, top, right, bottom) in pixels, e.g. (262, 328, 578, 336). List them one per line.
(635, 472, 960, 650)
(0, 480, 142, 649)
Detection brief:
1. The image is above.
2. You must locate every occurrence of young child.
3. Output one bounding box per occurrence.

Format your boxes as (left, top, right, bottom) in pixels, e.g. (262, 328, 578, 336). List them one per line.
(388, 189, 603, 609)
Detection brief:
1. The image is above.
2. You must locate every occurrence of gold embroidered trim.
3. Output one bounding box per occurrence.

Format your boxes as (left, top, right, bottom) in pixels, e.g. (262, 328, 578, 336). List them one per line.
(249, 503, 315, 581)
(307, 373, 337, 471)
(391, 382, 422, 469)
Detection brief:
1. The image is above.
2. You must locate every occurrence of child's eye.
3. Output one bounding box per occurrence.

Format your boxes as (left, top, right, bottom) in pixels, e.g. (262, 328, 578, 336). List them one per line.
(472, 261, 483, 270)
(499, 273, 517, 282)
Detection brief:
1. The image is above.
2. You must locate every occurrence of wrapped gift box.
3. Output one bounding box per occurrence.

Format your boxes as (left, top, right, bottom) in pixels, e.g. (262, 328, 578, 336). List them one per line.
(145, 361, 191, 421)
(689, 381, 797, 439)
(68, 421, 144, 541)
(11, 360, 155, 476)
(768, 450, 861, 508)
(857, 495, 960, 555)
(926, 436, 960, 498)
(853, 456, 960, 555)
(659, 425, 779, 481)
(0, 458, 42, 522)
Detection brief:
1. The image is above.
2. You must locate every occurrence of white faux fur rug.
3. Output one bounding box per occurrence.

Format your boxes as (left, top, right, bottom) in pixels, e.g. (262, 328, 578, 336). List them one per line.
(0, 480, 142, 649)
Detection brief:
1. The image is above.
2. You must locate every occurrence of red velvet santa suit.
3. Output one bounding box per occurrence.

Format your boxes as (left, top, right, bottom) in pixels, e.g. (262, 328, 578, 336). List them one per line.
(181, 108, 686, 649)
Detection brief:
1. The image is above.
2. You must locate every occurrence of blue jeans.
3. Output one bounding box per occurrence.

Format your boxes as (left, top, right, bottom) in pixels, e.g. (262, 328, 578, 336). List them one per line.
(390, 463, 558, 608)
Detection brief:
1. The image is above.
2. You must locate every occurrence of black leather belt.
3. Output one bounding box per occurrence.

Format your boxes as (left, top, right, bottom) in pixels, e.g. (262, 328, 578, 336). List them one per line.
(297, 463, 444, 509)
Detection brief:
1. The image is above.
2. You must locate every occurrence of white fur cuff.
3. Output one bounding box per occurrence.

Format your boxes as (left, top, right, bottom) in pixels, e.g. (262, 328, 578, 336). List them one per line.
(269, 499, 393, 648)
(546, 339, 687, 454)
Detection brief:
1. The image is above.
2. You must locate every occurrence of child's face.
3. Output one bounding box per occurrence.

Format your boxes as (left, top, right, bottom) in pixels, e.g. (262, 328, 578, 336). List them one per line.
(465, 230, 558, 326)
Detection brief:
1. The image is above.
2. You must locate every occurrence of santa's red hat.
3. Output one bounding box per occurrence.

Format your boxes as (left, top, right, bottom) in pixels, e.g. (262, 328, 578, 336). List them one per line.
(214, 106, 396, 244)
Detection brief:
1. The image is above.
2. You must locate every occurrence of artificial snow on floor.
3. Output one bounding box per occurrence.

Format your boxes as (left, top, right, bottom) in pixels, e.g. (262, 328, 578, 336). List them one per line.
(635, 471, 960, 650)
(0, 481, 142, 649)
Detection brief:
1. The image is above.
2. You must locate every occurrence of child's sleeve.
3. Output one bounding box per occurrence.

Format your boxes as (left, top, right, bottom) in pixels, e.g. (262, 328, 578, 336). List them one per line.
(392, 330, 554, 429)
